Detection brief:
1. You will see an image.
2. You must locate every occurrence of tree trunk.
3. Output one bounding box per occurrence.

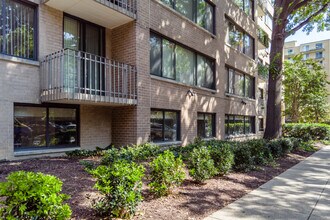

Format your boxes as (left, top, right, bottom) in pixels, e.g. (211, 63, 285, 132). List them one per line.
(264, 23, 285, 139)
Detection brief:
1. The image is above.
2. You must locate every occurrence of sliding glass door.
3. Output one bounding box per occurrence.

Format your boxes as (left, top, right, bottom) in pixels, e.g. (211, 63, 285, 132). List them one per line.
(63, 15, 105, 95)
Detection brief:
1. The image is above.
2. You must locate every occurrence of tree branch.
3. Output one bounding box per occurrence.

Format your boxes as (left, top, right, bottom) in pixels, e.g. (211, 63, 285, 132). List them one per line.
(285, 2, 330, 38)
(290, 0, 313, 13)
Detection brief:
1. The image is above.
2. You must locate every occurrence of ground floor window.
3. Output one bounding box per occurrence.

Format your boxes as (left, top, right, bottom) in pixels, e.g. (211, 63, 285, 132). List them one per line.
(225, 114, 255, 136)
(14, 104, 79, 150)
(150, 109, 180, 142)
(197, 113, 215, 138)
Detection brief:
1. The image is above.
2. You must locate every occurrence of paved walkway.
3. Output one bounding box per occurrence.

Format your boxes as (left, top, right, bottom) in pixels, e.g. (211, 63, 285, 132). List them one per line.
(205, 146, 330, 220)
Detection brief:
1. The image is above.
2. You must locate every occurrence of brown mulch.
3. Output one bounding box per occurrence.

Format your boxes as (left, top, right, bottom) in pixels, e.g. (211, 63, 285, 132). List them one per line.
(0, 149, 318, 220)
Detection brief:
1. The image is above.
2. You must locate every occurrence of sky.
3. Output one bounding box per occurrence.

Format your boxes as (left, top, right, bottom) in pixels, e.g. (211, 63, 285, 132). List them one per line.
(285, 28, 330, 45)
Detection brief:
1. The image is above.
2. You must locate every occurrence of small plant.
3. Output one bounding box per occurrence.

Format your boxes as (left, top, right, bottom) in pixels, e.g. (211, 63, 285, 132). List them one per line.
(79, 160, 95, 172)
(232, 142, 255, 171)
(188, 146, 217, 182)
(247, 139, 273, 165)
(149, 150, 186, 197)
(0, 171, 71, 220)
(208, 142, 234, 175)
(91, 160, 145, 219)
(267, 139, 283, 159)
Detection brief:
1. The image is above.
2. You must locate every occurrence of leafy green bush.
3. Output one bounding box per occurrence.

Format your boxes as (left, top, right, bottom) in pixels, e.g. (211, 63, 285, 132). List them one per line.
(149, 150, 185, 197)
(188, 146, 217, 182)
(232, 142, 255, 171)
(277, 138, 294, 155)
(91, 160, 145, 218)
(246, 139, 273, 165)
(66, 146, 113, 158)
(101, 143, 161, 165)
(0, 171, 71, 220)
(267, 139, 283, 159)
(207, 141, 234, 175)
(283, 123, 330, 141)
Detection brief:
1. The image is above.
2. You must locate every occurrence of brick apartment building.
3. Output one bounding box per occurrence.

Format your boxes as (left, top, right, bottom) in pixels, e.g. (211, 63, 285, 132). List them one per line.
(0, 0, 272, 160)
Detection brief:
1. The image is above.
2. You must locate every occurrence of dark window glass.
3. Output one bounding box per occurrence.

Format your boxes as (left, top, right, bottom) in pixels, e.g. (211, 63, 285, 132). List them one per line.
(150, 34, 162, 76)
(259, 88, 264, 99)
(150, 33, 215, 89)
(176, 0, 193, 20)
(197, 55, 214, 89)
(197, 0, 214, 33)
(316, 52, 323, 59)
(151, 110, 179, 142)
(259, 118, 264, 131)
(233, 0, 254, 18)
(176, 45, 195, 85)
(197, 113, 215, 138)
(162, 39, 176, 79)
(227, 67, 255, 99)
(161, 0, 214, 33)
(315, 43, 323, 49)
(0, 0, 36, 60)
(227, 20, 255, 59)
(225, 114, 255, 136)
(48, 108, 77, 147)
(14, 105, 78, 150)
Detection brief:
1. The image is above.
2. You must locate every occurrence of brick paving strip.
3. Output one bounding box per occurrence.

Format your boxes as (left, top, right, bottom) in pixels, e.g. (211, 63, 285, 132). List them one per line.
(205, 146, 330, 220)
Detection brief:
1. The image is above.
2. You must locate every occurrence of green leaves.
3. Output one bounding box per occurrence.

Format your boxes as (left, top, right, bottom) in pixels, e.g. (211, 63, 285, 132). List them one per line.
(283, 54, 329, 123)
(149, 150, 186, 197)
(91, 160, 145, 218)
(0, 171, 71, 220)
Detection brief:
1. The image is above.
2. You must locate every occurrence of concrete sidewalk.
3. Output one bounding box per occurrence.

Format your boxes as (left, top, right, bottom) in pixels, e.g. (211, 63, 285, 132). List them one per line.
(205, 146, 330, 220)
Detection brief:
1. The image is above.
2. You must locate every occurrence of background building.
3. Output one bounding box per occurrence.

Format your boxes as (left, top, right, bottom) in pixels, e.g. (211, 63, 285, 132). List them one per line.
(0, 0, 272, 160)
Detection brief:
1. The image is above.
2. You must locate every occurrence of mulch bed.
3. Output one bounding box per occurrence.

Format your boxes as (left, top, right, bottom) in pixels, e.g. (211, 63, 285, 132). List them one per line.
(0, 148, 318, 220)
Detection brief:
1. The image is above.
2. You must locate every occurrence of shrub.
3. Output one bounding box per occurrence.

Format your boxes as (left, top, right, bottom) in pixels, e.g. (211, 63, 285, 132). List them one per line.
(267, 139, 283, 159)
(232, 142, 255, 171)
(66, 146, 113, 158)
(0, 171, 71, 220)
(207, 142, 234, 175)
(188, 146, 217, 182)
(149, 150, 186, 197)
(245, 139, 273, 165)
(283, 123, 330, 141)
(91, 160, 145, 218)
(278, 138, 294, 155)
(101, 143, 161, 165)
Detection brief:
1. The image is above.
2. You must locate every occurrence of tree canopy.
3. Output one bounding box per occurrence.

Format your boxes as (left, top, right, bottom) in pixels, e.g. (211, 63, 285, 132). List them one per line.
(264, 0, 330, 139)
(283, 55, 329, 123)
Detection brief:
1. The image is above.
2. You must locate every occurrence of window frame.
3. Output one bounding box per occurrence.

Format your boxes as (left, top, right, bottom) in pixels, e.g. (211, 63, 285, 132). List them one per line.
(0, 0, 38, 60)
(160, 0, 216, 34)
(14, 103, 80, 150)
(197, 112, 216, 138)
(150, 31, 216, 90)
(225, 114, 256, 136)
(226, 19, 255, 59)
(150, 109, 181, 142)
(226, 66, 255, 99)
(233, 0, 255, 20)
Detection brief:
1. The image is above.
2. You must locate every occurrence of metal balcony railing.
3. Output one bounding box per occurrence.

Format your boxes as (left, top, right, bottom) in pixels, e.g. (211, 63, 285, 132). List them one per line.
(40, 49, 137, 105)
(95, 0, 137, 18)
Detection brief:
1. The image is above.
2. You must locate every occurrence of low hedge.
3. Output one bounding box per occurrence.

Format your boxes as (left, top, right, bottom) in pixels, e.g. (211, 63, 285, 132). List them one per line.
(283, 123, 330, 141)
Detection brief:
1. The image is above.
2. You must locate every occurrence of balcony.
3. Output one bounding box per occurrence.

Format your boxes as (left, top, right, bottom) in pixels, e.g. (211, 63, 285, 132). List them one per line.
(42, 0, 136, 28)
(40, 49, 137, 105)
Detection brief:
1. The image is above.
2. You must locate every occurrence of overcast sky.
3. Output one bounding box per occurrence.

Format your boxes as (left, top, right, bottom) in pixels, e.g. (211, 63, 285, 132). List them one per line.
(285, 28, 330, 45)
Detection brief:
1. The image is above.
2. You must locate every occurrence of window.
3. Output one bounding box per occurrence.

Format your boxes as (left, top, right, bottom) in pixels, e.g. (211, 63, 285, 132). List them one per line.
(225, 114, 255, 136)
(233, 0, 254, 19)
(151, 110, 180, 142)
(287, 49, 294, 55)
(302, 45, 309, 52)
(264, 12, 272, 29)
(258, 118, 264, 131)
(197, 113, 215, 138)
(303, 53, 309, 60)
(226, 20, 255, 59)
(316, 52, 323, 59)
(0, 0, 37, 60)
(227, 67, 255, 99)
(150, 33, 215, 89)
(315, 43, 323, 49)
(259, 88, 264, 99)
(14, 104, 79, 150)
(161, 0, 215, 33)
